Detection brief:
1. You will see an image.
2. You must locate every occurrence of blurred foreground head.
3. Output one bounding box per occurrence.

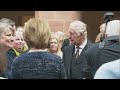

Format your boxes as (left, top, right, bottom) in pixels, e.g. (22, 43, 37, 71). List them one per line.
(106, 20, 120, 37)
(23, 17, 51, 49)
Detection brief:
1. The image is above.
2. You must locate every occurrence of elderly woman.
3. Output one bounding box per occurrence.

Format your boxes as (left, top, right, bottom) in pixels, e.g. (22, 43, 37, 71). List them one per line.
(7, 30, 28, 61)
(11, 18, 66, 79)
(0, 22, 15, 78)
(0, 18, 16, 31)
(13, 31, 28, 55)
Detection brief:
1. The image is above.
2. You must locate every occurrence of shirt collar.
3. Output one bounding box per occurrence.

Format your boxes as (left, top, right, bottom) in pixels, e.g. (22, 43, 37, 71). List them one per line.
(75, 39, 87, 49)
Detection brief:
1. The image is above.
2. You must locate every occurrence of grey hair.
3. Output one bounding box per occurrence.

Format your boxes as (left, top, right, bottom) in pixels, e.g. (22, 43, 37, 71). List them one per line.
(0, 18, 15, 27)
(16, 26, 24, 32)
(106, 20, 120, 37)
(69, 20, 87, 38)
(0, 22, 14, 36)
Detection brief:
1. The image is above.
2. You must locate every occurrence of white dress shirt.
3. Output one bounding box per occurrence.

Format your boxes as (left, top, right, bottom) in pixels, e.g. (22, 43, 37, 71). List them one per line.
(75, 39, 87, 55)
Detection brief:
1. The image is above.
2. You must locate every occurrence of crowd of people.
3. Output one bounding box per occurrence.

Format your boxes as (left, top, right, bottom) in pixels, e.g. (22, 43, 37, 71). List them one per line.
(0, 14, 120, 79)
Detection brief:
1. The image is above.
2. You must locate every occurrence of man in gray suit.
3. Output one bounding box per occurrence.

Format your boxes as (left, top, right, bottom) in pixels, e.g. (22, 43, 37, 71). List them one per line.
(63, 21, 94, 79)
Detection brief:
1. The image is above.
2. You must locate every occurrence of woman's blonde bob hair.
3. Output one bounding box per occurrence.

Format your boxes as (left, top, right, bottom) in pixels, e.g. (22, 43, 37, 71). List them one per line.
(23, 17, 51, 49)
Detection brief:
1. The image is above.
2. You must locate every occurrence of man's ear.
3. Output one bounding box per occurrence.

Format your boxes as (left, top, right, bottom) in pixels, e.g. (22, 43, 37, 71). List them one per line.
(79, 33, 83, 36)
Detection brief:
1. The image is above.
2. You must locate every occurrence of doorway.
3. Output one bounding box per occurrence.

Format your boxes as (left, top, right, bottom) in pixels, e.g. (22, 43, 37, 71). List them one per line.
(81, 11, 120, 42)
(0, 11, 35, 26)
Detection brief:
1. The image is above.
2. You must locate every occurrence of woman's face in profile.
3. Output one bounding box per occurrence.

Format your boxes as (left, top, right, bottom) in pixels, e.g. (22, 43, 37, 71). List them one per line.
(50, 38, 58, 53)
(0, 30, 14, 51)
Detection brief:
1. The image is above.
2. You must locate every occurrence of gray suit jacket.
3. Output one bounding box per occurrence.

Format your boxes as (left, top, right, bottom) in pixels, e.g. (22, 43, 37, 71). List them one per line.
(63, 40, 94, 79)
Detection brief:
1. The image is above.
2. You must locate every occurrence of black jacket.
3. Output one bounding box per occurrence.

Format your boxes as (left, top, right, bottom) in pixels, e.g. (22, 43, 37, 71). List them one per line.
(63, 40, 94, 79)
(61, 38, 70, 52)
(83, 36, 120, 78)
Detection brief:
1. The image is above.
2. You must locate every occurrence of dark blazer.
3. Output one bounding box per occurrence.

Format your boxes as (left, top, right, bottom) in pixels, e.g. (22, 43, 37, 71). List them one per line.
(61, 38, 70, 52)
(83, 36, 120, 78)
(63, 40, 94, 79)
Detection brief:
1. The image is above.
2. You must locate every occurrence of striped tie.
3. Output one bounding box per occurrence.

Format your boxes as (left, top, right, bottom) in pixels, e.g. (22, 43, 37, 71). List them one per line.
(75, 46, 80, 59)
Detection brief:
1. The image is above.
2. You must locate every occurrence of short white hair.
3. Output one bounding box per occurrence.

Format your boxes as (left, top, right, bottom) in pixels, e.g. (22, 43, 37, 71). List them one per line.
(56, 31, 64, 36)
(106, 20, 120, 37)
(69, 20, 87, 38)
(17, 26, 24, 32)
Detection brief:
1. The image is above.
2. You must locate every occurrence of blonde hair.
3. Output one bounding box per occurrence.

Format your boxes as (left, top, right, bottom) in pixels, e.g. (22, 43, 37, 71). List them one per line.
(23, 17, 51, 49)
(16, 26, 24, 32)
(48, 35, 63, 58)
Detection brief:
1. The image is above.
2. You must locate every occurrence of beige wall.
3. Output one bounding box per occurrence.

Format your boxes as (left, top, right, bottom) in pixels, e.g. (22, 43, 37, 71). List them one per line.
(35, 11, 81, 36)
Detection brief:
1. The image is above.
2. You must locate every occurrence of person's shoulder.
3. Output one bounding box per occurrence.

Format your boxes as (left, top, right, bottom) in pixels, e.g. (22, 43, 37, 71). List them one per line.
(87, 39, 95, 47)
(47, 52, 62, 62)
(65, 44, 74, 49)
(84, 43, 100, 58)
(97, 59, 120, 72)
(63, 38, 70, 44)
(12, 52, 29, 64)
(104, 59, 120, 69)
(94, 60, 120, 79)
(99, 62, 110, 70)
(85, 43, 99, 53)
(6, 48, 16, 55)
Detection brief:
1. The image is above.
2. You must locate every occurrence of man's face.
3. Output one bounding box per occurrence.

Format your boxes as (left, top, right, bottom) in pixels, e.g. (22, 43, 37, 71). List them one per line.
(68, 28, 76, 43)
(69, 28, 82, 46)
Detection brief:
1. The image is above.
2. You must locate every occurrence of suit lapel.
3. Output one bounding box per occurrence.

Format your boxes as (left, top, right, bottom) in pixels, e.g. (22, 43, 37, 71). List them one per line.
(66, 44, 75, 78)
(78, 41, 89, 62)
(81, 40, 91, 54)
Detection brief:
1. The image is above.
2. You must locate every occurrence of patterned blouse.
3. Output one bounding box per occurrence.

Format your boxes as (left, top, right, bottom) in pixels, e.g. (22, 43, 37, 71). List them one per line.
(11, 52, 66, 79)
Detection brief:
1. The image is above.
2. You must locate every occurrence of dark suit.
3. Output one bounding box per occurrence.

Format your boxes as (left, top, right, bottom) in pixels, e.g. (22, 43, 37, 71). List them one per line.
(61, 38, 70, 52)
(63, 40, 94, 79)
(83, 36, 120, 78)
